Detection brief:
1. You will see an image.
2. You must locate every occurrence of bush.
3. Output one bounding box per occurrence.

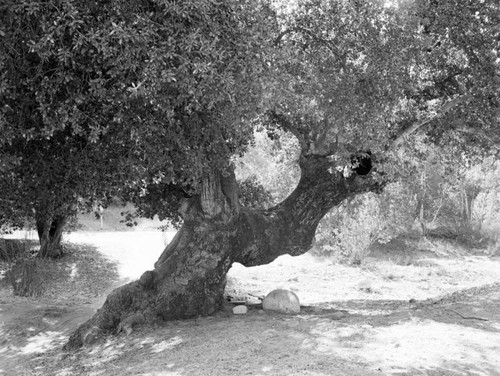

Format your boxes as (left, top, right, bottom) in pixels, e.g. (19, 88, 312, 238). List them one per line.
(314, 195, 380, 264)
(6, 257, 50, 297)
(0, 238, 37, 261)
(314, 183, 417, 264)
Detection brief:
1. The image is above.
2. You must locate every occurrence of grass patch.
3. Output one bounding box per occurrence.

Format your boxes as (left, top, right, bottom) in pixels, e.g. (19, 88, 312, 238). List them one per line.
(1, 242, 119, 302)
(0, 238, 38, 261)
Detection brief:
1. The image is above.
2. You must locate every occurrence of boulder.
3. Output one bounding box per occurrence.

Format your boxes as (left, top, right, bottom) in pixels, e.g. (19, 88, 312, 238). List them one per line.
(262, 289, 300, 314)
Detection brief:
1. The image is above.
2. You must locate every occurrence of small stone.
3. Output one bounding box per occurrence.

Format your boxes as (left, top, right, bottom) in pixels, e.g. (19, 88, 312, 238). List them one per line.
(262, 289, 300, 314)
(232, 305, 248, 315)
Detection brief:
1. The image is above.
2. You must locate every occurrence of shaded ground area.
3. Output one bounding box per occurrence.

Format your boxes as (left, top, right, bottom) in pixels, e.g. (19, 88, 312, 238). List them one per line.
(0, 242, 120, 374)
(1, 232, 500, 375)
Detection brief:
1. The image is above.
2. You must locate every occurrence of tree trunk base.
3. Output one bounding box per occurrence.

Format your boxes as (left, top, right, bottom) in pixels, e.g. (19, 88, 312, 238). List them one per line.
(65, 223, 231, 350)
(65, 157, 383, 350)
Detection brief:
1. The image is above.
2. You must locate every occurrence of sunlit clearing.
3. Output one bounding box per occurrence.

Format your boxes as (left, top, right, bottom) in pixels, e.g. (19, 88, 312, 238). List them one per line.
(304, 318, 500, 374)
(150, 336, 183, 353)
(64, 231, 171, 281)
(88, 341, 125, 366)
(20, 331, 65, 354)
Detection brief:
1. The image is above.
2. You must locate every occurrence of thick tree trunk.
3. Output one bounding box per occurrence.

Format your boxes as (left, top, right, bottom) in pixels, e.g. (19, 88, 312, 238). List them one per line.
(35, 213, 66, 258)
(65, 155, 382, 350)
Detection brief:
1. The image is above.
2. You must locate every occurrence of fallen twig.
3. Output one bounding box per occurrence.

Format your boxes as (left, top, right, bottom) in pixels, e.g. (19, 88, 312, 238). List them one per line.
(448, 309, 488, 321)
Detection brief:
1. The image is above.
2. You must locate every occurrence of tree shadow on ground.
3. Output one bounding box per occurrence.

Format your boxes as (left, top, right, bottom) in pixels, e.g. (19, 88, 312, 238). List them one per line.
(23, 295, 500, 376)
(4, 266, 500, 375)
(0, 242, 119, 375)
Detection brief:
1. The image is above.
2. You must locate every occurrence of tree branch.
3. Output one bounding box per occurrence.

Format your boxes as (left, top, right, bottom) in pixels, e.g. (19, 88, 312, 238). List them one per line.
(265, 111, 308, 152)
(274, 27, 335, 52)
(391, 94, 470, 148)
(457, 126, 500, 150)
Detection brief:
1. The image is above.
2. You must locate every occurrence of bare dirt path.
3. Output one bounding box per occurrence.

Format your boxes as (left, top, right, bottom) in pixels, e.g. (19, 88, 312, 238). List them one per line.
(16, 283, 500, 376)
(1, 232, 500, 375)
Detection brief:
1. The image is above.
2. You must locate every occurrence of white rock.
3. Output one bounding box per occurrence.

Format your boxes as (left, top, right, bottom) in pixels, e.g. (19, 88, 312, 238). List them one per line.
(232, 305, 248, 315)
(262, 289, 300, 314)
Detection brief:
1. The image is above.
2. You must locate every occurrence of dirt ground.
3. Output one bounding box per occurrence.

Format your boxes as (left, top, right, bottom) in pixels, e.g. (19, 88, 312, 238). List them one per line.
(1, 231, 500, 376)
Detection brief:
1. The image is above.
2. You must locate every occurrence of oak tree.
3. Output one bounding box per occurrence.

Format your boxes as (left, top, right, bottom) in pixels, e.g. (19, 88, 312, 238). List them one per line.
(1, 0, 498, 346)
(67, 0, 498, 347)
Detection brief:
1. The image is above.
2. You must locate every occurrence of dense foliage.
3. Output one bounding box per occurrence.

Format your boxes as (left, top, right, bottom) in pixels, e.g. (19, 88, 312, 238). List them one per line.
(0, 0, 271, 253)
(267, 0, 499, 169)
(1, 0, 499, 256)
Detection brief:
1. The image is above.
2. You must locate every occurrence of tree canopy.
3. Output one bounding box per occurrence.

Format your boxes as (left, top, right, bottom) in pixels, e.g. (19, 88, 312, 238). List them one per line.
(1, 0, 499, 256)
(0, 0, 272, 253)
(267, 0, 499, 167)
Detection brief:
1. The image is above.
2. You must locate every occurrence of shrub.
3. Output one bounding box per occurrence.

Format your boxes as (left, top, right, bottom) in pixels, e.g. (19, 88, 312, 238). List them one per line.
(314, 183, 417, 264)
(6, 257, 50, 297)
(0, 239, 37, 261)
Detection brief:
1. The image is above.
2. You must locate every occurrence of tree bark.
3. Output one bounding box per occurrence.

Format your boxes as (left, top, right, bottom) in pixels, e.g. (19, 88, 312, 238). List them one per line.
(35, 213, 66, 258)
(65, 154, 383, 350)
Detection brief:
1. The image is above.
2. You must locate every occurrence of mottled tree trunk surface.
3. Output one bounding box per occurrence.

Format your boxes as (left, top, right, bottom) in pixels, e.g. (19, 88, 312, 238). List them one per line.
(36, 214, 66, 258)
(65, 155, 381, 350)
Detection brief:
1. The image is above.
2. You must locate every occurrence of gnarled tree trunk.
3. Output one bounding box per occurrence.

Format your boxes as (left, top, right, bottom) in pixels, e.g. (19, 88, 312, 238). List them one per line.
(65, 154, 382, 350)
(35, 212, 67, 258)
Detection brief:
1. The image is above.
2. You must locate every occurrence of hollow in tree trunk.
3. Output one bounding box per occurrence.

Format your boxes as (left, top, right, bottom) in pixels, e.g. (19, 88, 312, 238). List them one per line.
(65, 154, 383, 350)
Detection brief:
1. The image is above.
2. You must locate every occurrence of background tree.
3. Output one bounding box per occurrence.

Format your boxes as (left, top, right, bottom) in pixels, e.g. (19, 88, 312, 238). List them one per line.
(0, 0, 149, 256)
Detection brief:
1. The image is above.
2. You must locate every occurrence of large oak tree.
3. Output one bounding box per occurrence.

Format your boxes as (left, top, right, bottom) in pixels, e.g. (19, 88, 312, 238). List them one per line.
(1, 0, 498, 347)
(67, 0, 499, 348)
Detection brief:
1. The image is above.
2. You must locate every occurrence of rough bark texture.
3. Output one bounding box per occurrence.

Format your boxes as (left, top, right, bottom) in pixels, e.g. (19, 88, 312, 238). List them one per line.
(36, 213, 66, 258)
(65, 154, 382, 350)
